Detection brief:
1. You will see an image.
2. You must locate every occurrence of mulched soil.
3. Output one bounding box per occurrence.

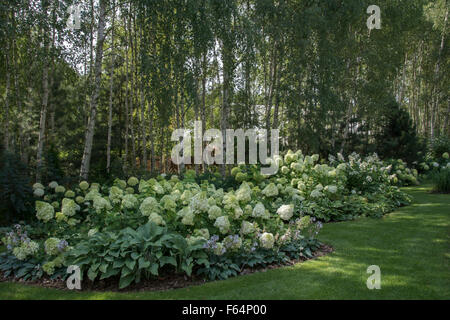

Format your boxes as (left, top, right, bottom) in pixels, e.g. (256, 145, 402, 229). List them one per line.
(0, 244, 333, 293)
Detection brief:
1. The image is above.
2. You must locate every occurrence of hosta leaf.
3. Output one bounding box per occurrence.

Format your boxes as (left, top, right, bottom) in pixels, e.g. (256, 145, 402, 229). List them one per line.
(125, 259, 136, 270)
(119, 274, 135, 289)
(138, 257, 150, 269)
(149, 263, 159, 276)
(159, 256, 177, 268)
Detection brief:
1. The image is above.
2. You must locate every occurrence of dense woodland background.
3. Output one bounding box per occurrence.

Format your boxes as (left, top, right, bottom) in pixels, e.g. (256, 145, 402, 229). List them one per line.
(0, 0, 448, 186)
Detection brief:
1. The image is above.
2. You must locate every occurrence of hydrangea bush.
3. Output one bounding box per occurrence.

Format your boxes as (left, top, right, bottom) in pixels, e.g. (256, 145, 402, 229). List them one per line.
(0, 150, 414, 288)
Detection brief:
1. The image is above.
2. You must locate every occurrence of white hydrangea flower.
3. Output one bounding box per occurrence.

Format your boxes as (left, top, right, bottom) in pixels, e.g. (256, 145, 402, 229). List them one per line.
(61, 198, 77, 217)
(241, 221, 256, 234)
(189, 193, 209, 213)
(223, 235, 242, 251)
(208, 205, 223, 220)
(252, 202, 269, 219)
(236, 182, 252, 203)
(160, 195, 177, 212)
(36, 201, 54, 222)
(75, 196, 85, 204)
(140, 197, 160, 216)
(153, 182, 165, 195)
(93, 196, 112, 213)
(122, 194, 139, 210)
(79, 181, 90, 191)
(33, 183, 44, 190)
(259, 232, 275, 249)
(109, 186, 124, 205)
(127, 177, 139, 187)
(177, 207, 195, 225)
(49, 181, 59, 189)
(230, 207, 243, 220)
(149, 212, 165, 226)
(84, 188, 101, 201)
(194, 228, 210, 240)
(277, 204, 294, 221)
(326, 185, 338, 194)
(34, 188, 45, 197)
(55, 185, 66, 194)
(262, 183, 279, 197)
(214, 216, 231, 234)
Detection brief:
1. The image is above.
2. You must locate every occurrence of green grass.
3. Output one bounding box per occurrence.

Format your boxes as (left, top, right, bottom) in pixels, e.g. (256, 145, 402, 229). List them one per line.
(0, 185, 448, 300)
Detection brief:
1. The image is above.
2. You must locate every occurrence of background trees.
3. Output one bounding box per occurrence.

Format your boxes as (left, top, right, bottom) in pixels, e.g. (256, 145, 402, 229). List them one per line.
(0, 0, 448, 184)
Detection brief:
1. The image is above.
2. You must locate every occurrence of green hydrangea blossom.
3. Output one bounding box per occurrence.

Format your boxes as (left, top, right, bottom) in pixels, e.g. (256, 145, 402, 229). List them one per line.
(214, 216, 230, 234)
(79, 181, 90, 191)
(109, 186, 123, 205)
(262, 183, 279, 197)
(127, 177, 139, 187)
(55, 185, 66, 194)
(122, 194, 139, 210)
(277, 204, 294, 221)
(65, 190, 76, 198)
(149, 212, 165, 226)
(36, 201, 55, 222)
(140, 197, 160, 216)
(259, 232, 275, 249)
(61, 198, 77, 217)
(93, 196, 112, 213)
(252, 202, 269, 219)
(208, 205, 222, 220)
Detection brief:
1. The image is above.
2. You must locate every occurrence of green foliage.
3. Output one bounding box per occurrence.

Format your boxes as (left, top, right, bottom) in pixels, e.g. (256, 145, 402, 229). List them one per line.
(374, 102, 423, 163)
(66, 221, 208, 289)
(0, 252, 43, 281)
(0, 152, 33, 223)
(431, 168, 450, 193)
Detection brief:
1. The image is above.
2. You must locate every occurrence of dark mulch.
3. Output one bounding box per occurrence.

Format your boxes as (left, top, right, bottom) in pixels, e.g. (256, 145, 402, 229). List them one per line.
(0, 244, 333, 293)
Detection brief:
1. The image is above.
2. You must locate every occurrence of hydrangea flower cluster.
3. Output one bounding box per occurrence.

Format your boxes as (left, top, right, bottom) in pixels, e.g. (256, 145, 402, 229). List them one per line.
(139, 197, 159, 216)
(214, 216, 231, 234)
(93, 196, 112, 213)
(252, 202, 269, 219)
(36, 201, 55, 222)
(2, 225, 39, 261)
(222, 234, 242, 251)
(277, 204, 294, 221)
(44, 238, 68, 256)
(61, 198, 78, 217)
(259, 232, 275, 249)
(122, 194, 139, 210)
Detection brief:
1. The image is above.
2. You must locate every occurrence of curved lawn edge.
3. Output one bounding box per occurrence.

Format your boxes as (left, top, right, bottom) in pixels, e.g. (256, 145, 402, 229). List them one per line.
(0, 185, 448, 300)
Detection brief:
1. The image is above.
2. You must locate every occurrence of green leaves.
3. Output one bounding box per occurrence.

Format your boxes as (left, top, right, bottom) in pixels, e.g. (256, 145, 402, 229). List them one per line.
(66, 221, 209, 289)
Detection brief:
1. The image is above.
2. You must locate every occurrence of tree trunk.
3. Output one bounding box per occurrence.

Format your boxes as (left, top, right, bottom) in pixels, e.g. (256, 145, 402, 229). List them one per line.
(107, 0, 115, 174)
(36, 1, 50, 182)
(79, 0, 107, 180)
(430, 6, 448, 141)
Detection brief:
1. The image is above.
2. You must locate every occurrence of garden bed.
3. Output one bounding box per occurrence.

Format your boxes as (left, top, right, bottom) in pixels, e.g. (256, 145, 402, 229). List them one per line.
(0, 244, 333, 292)
(0, 150, 413, 290)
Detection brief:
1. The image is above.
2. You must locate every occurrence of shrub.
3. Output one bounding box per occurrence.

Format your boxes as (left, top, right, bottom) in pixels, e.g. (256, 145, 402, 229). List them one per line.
(431, 168, 450, 193)
(0, 151, 33, 223)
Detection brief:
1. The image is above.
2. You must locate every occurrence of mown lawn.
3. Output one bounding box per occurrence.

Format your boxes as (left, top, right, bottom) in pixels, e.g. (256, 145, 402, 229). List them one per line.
(0, 185, 448, 300)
